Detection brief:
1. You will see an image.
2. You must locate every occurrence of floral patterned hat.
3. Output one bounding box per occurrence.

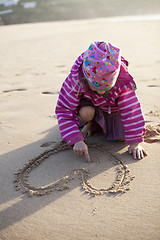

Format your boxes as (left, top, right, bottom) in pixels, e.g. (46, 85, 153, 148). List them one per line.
(82, 41, 121, 91)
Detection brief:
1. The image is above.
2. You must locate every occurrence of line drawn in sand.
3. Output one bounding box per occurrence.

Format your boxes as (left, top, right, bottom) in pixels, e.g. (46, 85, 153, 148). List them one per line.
(13, 141, 135, 197)
(13, 124, 160, 197)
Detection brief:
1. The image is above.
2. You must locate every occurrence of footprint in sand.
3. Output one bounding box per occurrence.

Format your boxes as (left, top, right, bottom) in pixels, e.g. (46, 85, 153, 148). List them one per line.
(41, 91, 59, 95)
(55, 65, 66, 68)
(3, 88, 27, 93)
(61, 70, 69, 74)
(148, 85, 160, 87)
(55, 65, 68, 74)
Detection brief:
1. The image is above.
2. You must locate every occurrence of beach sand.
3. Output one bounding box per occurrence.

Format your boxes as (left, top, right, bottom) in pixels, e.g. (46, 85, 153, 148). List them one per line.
(0, 17, 160, 240)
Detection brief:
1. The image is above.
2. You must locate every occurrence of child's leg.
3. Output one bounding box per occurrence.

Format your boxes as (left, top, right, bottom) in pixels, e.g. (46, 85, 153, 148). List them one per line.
(79, 106, 95, 122)
(81, 122, 94, 137)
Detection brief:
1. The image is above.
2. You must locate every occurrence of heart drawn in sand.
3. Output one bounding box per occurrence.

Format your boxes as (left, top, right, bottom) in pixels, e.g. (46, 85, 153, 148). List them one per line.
(13, 141, 135, 197)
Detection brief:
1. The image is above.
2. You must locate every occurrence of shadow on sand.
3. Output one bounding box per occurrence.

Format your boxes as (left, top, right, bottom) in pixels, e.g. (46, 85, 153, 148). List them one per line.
(0, 124, 138, 231)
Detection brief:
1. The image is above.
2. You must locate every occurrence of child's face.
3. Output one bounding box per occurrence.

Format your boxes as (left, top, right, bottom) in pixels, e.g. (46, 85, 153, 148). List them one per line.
(88, 84, 109, 95)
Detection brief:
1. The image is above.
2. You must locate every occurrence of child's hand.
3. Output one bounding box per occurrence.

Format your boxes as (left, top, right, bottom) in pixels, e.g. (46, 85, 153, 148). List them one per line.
(128, 143, 148, 160)
(73, 141, 91, 162)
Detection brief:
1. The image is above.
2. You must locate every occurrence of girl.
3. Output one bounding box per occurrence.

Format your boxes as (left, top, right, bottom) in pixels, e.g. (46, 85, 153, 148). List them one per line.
(55, 41, 147, 162)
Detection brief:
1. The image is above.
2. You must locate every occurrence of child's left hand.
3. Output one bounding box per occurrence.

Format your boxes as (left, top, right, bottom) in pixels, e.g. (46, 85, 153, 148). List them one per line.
(128, 143, 148, 160)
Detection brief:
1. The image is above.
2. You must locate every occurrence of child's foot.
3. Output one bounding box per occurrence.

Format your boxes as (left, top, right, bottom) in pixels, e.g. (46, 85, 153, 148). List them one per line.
(81, 122, 93, 138)
(118, 137, 125, 142)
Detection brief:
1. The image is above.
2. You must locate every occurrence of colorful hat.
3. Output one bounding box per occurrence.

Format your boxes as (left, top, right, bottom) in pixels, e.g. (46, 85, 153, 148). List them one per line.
(82, 41, 121, 91)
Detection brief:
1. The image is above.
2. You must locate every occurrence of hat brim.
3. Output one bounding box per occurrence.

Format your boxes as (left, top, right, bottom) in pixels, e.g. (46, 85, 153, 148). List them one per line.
(82, 66, 120, 91)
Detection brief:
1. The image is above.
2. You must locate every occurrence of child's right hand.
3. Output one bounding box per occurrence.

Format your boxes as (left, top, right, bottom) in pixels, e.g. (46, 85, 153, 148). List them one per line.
(73, 141, 91, 162)
(128, 143, 148, 160)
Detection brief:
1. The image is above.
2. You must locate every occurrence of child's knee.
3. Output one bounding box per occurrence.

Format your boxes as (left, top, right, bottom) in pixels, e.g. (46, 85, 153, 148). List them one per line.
(79, 106, 95, 122)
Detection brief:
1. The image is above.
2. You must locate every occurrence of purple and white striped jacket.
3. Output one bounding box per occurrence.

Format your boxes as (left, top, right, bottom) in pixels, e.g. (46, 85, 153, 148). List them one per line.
(55, 53, 145, 146)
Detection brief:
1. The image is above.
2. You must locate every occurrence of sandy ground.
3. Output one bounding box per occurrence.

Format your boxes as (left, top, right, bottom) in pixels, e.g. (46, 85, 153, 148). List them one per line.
(0, 17, 160, 240)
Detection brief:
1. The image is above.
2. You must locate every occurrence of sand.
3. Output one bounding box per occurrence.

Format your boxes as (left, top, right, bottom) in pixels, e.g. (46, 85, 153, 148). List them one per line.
(0, 17, 160, 240)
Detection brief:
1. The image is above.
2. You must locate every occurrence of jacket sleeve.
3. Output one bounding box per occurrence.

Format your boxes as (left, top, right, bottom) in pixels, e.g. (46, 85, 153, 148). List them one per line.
(118, 88, 145, 145)
(55, 74, 84, 146)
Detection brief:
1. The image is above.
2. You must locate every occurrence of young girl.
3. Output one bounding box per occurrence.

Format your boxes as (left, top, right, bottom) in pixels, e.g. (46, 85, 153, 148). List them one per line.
(55, 41, 147, 162)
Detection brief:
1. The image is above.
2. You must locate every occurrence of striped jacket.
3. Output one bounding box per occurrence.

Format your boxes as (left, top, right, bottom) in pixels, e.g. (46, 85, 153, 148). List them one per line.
(55, 53, 145, 146)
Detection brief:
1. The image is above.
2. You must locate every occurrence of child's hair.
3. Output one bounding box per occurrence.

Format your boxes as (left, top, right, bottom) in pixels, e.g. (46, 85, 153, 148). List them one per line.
(79, 75, 91, 92)
(77, 63, 91, 92)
